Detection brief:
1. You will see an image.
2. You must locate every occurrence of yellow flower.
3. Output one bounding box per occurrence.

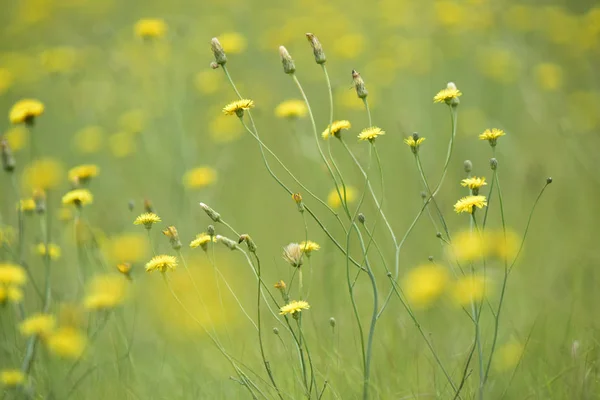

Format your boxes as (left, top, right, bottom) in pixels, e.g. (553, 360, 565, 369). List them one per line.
(118, 109, 146, 134)
(18, 198, 36, 214)
(322, 120, 351, 139)
(300, 241, 320, 256)
(404, 135, 425, 153)
(279, 300, 310, 316)
(4, 126, 28, 152)
(534, 63, 563, 92)
(434, 84, 462, 104)
(274, 280, 286, 290)
(68, 164, 99, 184)
(0, 263, 27, 286)
(106, 233, 148, 263)
(134, 18, 167, 39)
(62, 189, 93, 207)
(21, 158, 64, 190)
(145, 254, 178, 273)
(190, 233, 215, 251)
(19, 313, 55, 338)
(218, 32, 247, 54)
(403, 264, 449, 308)
(73, 126, 104, 154)
(109, 131, 136, 158)
(452, 275, 487, 305)
(134, 212, 161, 229)
(449, 230, 489, 262)
(47, 327, 86, 359)
(461, 176, 487, 190)
(358, 126, 385, 142)
(275, 100, 307, 119)
(479, 128, 506, 146)
(9, 99, 44, 124)
(194, 70, 223, 95)
(0, 286, 23, 304)
(493, 230, 520, 261)
(0, 369, 25, 387)
(222, 99, 254, 117)
(35, 243, 61, 260)
(84, 274, 127, 310)
(454, 195, 487, 214)
(494, 342, 523, 372)
(327, 186, 357, 208)
(182, 167, 217, 189)
(116, 262, 132, 277)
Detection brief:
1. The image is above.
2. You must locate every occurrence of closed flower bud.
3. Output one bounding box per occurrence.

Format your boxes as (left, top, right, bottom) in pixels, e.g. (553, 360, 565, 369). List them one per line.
(546, 177, 553, 184)
(329, 317, 336, 328)
(211, 38, 227, 65)
(306, 33, 326, 64)
(490, 158, 498, 170)
(0, 138, 15, 173)
(128, 199, 135, 211)
(33, 189, 46, 214)
(216, 235, 237, 250)
(358, 213, 366, 224)
(207, 224, 216, 237)
(279, 46, 296, 74)
(210, 61, 219, 69)
(238, 234, 258, 253)
(352, 69, 368, 99)
(292, 193, 305, 213)
(273, 327, 279, 335)
(464, 160, 473, 173)
(144, 199, 153, 213)
(162, 226, 182, 250)
(436, 232, 442, 238)
(199, 202, 221, 222)
(428, 256, 434, 262)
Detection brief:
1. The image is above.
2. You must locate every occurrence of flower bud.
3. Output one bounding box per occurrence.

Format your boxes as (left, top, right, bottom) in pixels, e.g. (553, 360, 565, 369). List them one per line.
(436, 232, 442, 238)
(306, 33, 326, 64)
(329, 317, 336, 328)
(210, 61, 219, 69)
(33, 189, 46, 214)
(207, 224, 216, 237)
(199, 202, 221, 222)
(292, 193, 305, 213)
(211, 37, 227, 65)
(546, 177, 553, 185)
(352, 69, 368, 99)
(128, 199, 135, 211)
(358, 213, 365, 224)
(279, 46, 296, 74)
(162, 226, 182, 250)
(490, 158, 498, 171)
(216, 234, 238, 250)
(464, 160, 473, 173)
(273, 327, 279, 335)
(0, 138, 15, 173)
(428, 256, 434, 262)
(238, 234, 258, 253)
(144, 199, 154, 213)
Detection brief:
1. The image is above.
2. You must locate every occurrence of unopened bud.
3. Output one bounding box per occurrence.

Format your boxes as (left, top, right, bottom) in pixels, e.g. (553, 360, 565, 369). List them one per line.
(386, 271, 392, 277)
(238, 234, 258, 253)
(216, 234, 237, 250)
(352, 69, 368, 99)
(292, 193, 305, 213)
(279, 46, 296, 74)
(306, 33, 326, 64)
(211, 37, 227, 65)
(490, 158, 498, 171)
(358, 213, 365, 224)
(464, 160, 472, 173)
(0, 138, 15, 173)
(162, 226, 182, 250)
(329, 317, 336, 328)
(144, 199, 153, 213)
(210, 61, 219, 69)
(436, 232, 442, 238)
(199, 202, 221, 222)
(428, 256, 434, 262)
(273, 327, 279, 335)
(207, 224, 216, 237)
(420, 191, 427, 200)
(546, 177, 553, 185)
(128, 199, 135, 211)
(33, 189, 46, 214)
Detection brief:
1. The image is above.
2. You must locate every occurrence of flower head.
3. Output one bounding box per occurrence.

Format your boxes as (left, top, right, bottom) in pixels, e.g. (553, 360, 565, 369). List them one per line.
(22, 158, 64, 190)
(134, 212, 161, 229)
(300, 241, 320, 256)
(18, 198, 36, 214)
(449, 230, 490, 262)
(9, 99, 44, 125)
(404, 135, 426, 154)
(461, 177, 487, 190)
(434, 82, 462, 105)
(275, 100, 307, 119)
(68, 164, 99, 185)
(279, 300, 310, 316)
(62, 189, 93, 207)
(182, 167, 217, 189)
(36, 243, 61, 260)
(218, 32, 247, 54)
(145, 254, 178, 273)
(19, 313, 56, 338)
(327, 186, 357, 208)
(190, 233, 215, 251)
(134, 18, 167, 39)
(84, 274, 127, 310)
(0, 263, 27, 286)
(282, 243, 303, 268)
(0, 286, 23, 304)
(479, 128, 506, 147)
(322, 120, 351, 139)
(47, 327, 86, 359)
(403, 264, 449, 308)
(454, 195, 488, 214)
(358, 126, 385, 142)
(223, 99, 254, 117)
(453, 275, 487, 306)
(274, 280, 286, 290)
(0, 369, 25, 387)
(116, 262, 132, 277)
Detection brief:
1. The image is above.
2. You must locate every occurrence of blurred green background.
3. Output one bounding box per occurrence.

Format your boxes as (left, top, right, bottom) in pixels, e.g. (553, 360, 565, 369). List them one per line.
(1, 0, 599, 398)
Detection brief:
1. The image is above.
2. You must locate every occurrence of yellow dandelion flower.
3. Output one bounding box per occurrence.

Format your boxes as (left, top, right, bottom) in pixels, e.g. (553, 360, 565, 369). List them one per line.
(454, 195, 487, 214)
(279, 300, 310, 316)
(222, 99, 254, 117)
(35, 243, 61, 260)
(106, 233, 148, 263)
(300, 241, 320, 256)
(190, 233, 215, 251)
(84, 274, 127, 310)
(145, 254, 178, 273)
(275, 100, 307, 119)
(68, 164, 99, 184)
(322, 120, 351, 139)
(182, 167, 217, 189)
(21, 158, 64, 190)
(61, 189, 93, 207)
(494, 342, 523, 372)
(116, 263, 132, 278)
(493, 229, 520, 261)
(358, 126, 385, 142)
(404, 136, 426, 148)
(18, 198, 36, 214)
(0, 263, 27, 286)
(19, 313, 55, 338)
(134, 212, 161, 229)
(134, 18, 167, 39)
(327, 186, 357, 209)
(403, 264, 449, 308)
(218, 32, 247, 54)
(461, 176, 487, 190)
(47, 327, 86, 359)
(0, 369, 25, 387)
(434, 83, 462, 104)
(4, 126, 29, 152)
(449, 230, 489, 262)
(73, 126, 104, 154)
(452, 275, 487, 305)
(479, 128, 506, 146)
(274, 280, 286, 290)
(9, 99, 44, 125)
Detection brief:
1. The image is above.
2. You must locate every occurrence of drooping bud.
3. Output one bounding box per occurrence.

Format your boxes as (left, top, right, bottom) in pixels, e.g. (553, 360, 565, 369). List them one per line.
(352, 69, 368, 99)
(211, 37, 227, 65)
(199, 202, 221, 222)
(238, 234, 258, 253)
(305, 33, 326, 64)
(216, 234, 238, 250)
(279, 46, 296, 75)
(273, 327, 279, 335)
(117, 262, 133, 280)
(0, 138, 15, 173)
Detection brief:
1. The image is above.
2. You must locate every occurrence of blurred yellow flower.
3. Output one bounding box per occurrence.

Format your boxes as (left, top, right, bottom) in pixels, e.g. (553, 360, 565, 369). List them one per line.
(19, 313, 55, 338)
(0, 263, 27, 286)
(68, 164, 99, 184)
(492, 230, 520, 261)
(73, 126, 104, 154)
(47, 327, 86, 359)
(118, 109, 146, 133)
(454, 195, 487, 214)
(0, 369, 25, 387)
(183, 167, 217, 189)
(218, 32, 247, 54)
(300, 241, 320, 256)
(84, 274, 127, 310)
(134, 212, 161, 229)
(21, 158, 64, 190)
(134, 18, 167, 39)
(476, 47, 521, 84)
(145, 254, 178, 273)
(107, 233, 148, 263)
(322, 120, 351, 139)
(109, 131, 136, 158)
(209, 114, 243, 143)
(275, 100, 307, 119)
(194, 70, 222, 95)
(190, 233, 215, 251)
(280, 300, 310, 316)
(327, 186, 357, 208)
(116, 262, 132, 278)
(36, 243, 61, 260)
(332, 33, 365, 59)
(3, 126, 28, 152)
(0, 68, 13, 95)
(62, 189, 93, 207)
(538, 6, 576, 45)
(533, 63, 563, 92)
(9, 99, 44, 125)
(503, 5, 535, 32)
(434, 0, 466, 29)
(403, 264, 449, 308)
(18, 198, 36, 214)
(452, 275, 487, 305)
(449, 230, 488, 262)
(495, 342, 523, 372)
(223, 99, 254, 116)
(40, 47, 77, 74)
(358, 126, 385, 142)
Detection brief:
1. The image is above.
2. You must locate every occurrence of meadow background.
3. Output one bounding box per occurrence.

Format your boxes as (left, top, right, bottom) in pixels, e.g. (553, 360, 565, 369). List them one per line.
(1, 0, 599, 398)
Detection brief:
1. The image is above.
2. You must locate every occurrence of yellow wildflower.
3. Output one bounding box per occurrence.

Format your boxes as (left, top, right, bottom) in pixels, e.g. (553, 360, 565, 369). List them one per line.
(47, 327, 86, 359)
(222, 99, 254, 117)
(21, 158, 64, 190)
(449, 230, 489, 262)
(218, 32, 247, 54)
(327, 186, 357, 208)
(0, 263, 27, 286)
(4, 126, 28, 152)
(434, 83, 462, 104)
(322, 120, 351, 139)
(403, 264, 449, 308)
(145, 254, 178, 273)
(452, 275, 487, 305)
(279, 300, 310, 316)
(534, 63, 563, 92)
(461, 177, 487, 194)
(106, 233, 148, 263)
(18, 199, 36, 214)
(134, 212, 161, 229)
(109, 131, 136, 158)
(19, 313, 56, 338)
(479, 128, 506, 146)
(194, 70, 223, 95)
(134, 18, 167, 39)
(0, 369, 25, 387)
(494, 342, 523, 372)
(84, 275, 127, 310)
(300, 241, 320, 256)
(9, 99, 44, 125)
(0, 286, 23, 304)
(116, 263, 132, 278)
(35, 243, 61, 260)
(182, 167, 217, 189)
(358, 126, 385, 142)
(73, 126, 104, 154)
(404, 136, 426, 148)
(68, 164, 99, 184)
(274, 280, 286, 290)
(454, 195, 487, 214)
(190, 233, 215, 251)
(62, 189, 93, 207)
(275, 100, 307, 119)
